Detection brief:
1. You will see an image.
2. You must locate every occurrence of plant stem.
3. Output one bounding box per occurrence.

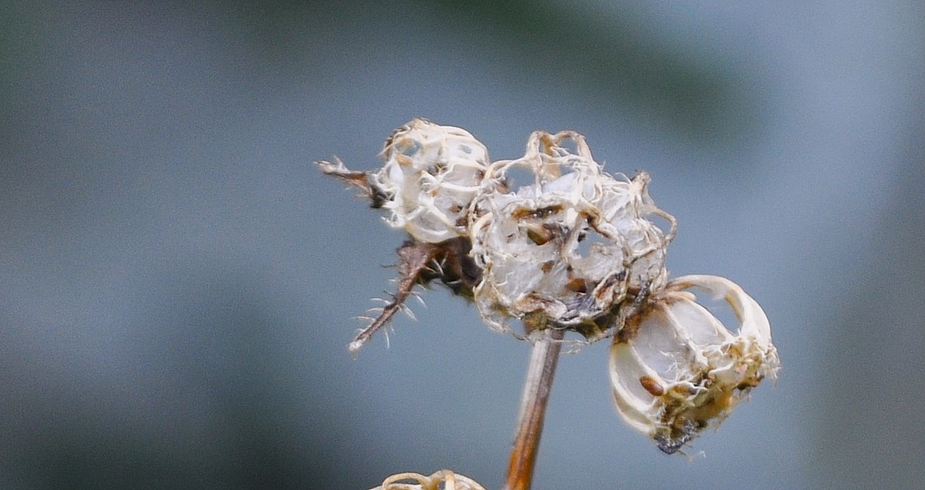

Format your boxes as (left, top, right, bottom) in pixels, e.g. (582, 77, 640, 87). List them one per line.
(503, 328, 564, 490)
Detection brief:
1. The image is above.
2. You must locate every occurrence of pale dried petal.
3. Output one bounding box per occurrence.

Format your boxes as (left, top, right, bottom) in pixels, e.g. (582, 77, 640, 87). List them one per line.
(609, 275, 779, 453)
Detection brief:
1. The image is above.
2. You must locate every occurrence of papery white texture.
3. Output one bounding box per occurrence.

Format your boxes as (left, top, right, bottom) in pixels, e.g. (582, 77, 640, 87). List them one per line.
(468, 130, 675, 335)
(371, 118, 490, 243)
(609, 274, 779, 453)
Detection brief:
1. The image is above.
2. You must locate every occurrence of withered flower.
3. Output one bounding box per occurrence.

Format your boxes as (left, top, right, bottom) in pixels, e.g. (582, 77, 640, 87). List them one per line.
(318, 119, 779, 461)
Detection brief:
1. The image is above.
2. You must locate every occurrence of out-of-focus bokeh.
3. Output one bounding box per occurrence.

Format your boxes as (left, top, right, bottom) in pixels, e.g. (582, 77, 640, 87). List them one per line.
(2, 1, 923, 489)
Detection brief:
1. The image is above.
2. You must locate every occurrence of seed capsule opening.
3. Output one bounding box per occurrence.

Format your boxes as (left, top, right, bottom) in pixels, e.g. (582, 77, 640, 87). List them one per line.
(610, 275, 779, 452)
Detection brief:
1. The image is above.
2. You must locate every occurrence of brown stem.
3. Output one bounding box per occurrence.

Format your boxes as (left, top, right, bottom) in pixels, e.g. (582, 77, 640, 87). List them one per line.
(504, 328, 564, 490)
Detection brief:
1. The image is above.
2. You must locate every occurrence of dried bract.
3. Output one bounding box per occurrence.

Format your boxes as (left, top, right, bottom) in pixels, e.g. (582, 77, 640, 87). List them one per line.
(340, 238, 482, 355)
(609, 275, 780, 453)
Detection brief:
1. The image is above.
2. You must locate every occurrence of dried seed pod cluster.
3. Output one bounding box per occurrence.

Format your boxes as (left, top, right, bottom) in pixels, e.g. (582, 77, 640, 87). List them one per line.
(318, 119, 779, 454)
(369, 470, 486, 490)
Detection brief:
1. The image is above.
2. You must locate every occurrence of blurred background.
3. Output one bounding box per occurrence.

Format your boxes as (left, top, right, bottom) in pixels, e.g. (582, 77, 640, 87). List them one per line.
(1, 0, 923, 489)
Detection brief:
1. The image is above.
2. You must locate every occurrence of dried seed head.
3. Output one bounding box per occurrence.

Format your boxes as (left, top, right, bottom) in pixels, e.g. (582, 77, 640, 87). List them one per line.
(370, 470, 486, 490)
(372, 118, 490, 243)
(609, 275, 780, 453)
(468, 130, 675, 336)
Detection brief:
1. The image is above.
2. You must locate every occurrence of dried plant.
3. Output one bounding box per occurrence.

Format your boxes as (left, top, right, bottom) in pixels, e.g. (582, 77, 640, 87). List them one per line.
(368, 470, 487, 490)
(318, 119, 780, 489)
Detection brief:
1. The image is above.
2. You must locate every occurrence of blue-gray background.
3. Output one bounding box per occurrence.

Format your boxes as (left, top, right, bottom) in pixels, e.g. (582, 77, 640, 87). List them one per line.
(2, 1, 923, 489)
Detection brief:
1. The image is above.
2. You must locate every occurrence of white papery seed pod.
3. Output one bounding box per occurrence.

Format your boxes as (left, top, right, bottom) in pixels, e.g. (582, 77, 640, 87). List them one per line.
(469, 130, 675, 336)
(371, 118, 490, 243)
(609, 274, 779, 453)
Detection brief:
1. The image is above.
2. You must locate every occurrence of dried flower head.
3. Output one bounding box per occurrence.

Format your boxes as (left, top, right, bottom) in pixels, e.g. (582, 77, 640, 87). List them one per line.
(609, 275, 780, 453)
(468, 130, 676, 339)
(317, 119, 487, 353)
(372, 118, 490, 243)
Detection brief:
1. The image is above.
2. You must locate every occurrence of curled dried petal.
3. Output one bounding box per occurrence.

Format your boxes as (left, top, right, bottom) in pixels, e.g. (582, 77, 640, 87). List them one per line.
(609, 275, 779, 453)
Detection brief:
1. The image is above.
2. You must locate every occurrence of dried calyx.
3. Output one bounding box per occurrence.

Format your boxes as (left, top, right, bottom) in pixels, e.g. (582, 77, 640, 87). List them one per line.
(318, 119, 779, 454)
(610, 275, 779, 453)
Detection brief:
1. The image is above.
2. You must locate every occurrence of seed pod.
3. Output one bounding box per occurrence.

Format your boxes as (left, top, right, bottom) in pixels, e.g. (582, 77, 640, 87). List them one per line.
(468, 130, 675, 336)
(609, 275, 779, 453)
(371, 118, 490, 243)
